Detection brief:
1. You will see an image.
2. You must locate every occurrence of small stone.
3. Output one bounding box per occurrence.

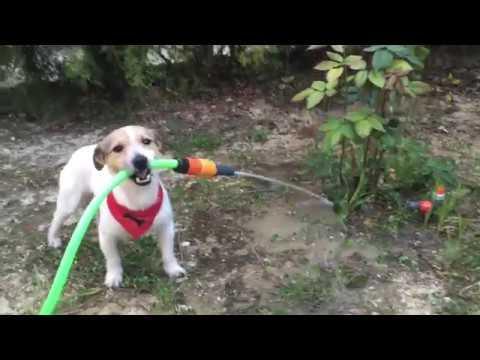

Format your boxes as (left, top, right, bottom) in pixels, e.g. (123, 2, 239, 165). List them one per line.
(235, 249, 248, 256)
(175, 276, 188, 284)
(37, 224, 48, 232)
(98, 303, 123, 315)
(176, 304, 193, 313)
(0, 297, 16, 315)
(438, 126, 449, 134)
(180, 241, 191, 247)
(206, 236, 216, 244)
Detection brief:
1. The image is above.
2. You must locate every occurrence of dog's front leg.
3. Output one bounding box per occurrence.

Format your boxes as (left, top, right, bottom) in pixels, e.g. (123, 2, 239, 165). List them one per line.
(99, 231, 123, 288)
(157, 221, 186, 278)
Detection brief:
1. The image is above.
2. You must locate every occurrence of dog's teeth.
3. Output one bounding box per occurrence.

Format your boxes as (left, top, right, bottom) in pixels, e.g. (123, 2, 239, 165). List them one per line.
(135, 173, 151, 184)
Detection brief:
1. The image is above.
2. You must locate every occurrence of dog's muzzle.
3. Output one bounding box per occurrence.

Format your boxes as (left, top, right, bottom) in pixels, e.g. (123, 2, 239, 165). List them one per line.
(131, 155, 152, 186)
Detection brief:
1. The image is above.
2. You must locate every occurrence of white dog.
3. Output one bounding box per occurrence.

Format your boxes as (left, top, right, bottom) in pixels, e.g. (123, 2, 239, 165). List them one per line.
(48, 125, 186, 288)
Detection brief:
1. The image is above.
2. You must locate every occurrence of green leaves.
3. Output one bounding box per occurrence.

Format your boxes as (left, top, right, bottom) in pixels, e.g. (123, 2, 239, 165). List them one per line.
(372, 49, 394, 71)
(408, 81, 431, 96)
(386, 59, 413, 75)
(292, 78, 339, 110)
(312, 81, 326, 91)
(331, 45, 345, 53)
(327, 67, 344, 82)
(355, 120, 373, 138)
(363, 45, 387, 52)
(320, 118, 354, 151)
(338, 122, 355, 139)
(415, 46, 430, 62)
(344, 55, 367, 70)
(315, 61, 339, 71)
(320, 118, 342, 132)
(297, 44, 431, 115)
(345, 108, 385, 138)
(368, 114, 385, 132)
(354, 70, 368, 88)
(313, 48, 368, 97)
(345, 108, 369, 122)
(368, 70, 386, 88)
(364, 45, 428, 72)
(364, 45, 410, 59)
(320, 109, 386, 151)
(315, 49, 367, 86)
(326, 79, 338, 90)
(307, 91, 325, 109)
(327, 51, 344, 63)
(291, 88, 314, 102)
(326, 88, 337, 97)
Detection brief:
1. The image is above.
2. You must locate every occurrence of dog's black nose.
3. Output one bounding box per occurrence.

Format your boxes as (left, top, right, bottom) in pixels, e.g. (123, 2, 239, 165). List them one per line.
(132, 154, 148, 171)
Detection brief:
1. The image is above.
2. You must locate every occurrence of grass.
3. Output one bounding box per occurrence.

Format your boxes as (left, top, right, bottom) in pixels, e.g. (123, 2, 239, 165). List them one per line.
(170, 177, 267, 214)
(440, 297, 480, 315)
(337, 264, 370, 290)
(376, 207, 414, 236)
(167, 133, 222, 158)
(279, 267, 334, 308)
(250, 128, 270, 143)
(122, 235, 171, 292)
(55, 234, 180, 313)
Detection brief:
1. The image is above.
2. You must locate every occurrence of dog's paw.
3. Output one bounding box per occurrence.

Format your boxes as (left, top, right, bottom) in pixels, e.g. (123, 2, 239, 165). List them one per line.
(105, 269, 123, 288)
(48, 237, 62, 249)
(164, 261, 186, 279)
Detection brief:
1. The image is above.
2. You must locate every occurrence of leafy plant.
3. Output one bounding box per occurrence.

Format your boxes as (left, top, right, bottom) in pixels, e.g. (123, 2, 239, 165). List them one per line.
(292, 79, 339, 109)
(293, 45, 449, 218)
(63, 48, 103, 91)
(363, 45, 430, 69)
(293, 45, 367, 109)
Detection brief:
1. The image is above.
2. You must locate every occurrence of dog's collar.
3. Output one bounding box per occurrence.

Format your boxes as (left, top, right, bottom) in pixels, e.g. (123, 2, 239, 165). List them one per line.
(107, 187, 163, 240)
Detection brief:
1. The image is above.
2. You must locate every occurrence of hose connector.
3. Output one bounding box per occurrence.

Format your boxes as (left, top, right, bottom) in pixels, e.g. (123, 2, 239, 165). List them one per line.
(174, 158, 236, 177)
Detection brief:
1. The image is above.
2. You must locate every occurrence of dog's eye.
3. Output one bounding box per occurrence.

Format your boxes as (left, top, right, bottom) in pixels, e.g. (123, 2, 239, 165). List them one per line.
(112, 145, 124, 153)
(142, 138, 152, 145)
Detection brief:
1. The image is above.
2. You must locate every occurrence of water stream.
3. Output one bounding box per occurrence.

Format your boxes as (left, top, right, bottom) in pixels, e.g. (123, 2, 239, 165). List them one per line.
(234, 171, 333, 206)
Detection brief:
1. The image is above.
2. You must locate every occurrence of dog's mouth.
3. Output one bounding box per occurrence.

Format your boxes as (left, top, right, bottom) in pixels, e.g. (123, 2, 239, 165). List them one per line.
(131, 168, 152, 186)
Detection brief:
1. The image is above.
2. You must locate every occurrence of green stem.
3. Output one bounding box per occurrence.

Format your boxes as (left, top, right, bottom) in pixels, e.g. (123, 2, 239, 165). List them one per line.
(343, 66, 348, 112)
(339, 138, 346, 187)
(371, 148, 385, 191)
(350, 141, 358, 178)
(349, 171, 366, 209)
(363, 136, 371, 171)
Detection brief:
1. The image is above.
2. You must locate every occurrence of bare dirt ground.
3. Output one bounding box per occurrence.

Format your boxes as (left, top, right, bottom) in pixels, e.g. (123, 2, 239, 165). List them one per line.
(1, 65, 480, 315)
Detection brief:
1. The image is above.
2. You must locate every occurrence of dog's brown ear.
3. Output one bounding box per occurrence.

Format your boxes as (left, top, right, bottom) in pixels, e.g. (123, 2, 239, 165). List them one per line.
(93, 144, 106, 171)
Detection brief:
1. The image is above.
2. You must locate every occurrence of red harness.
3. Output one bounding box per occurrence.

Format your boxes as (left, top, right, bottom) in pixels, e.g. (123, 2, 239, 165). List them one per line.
(107, 187, 163, 241)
